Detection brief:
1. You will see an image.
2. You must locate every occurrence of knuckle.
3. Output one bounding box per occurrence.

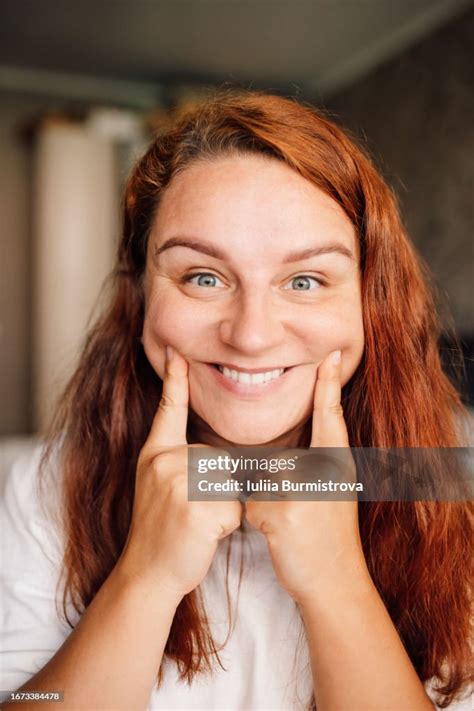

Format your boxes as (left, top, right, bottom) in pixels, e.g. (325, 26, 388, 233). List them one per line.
(220, 516, 240, 537)
(151, 450, 173, 474)
(314, 403, 344, 417)
(216, 500, 241, 525)
(150, 448, 186, 476)
(168, 472, 188, 495)
(159, 394, 186, 411)
(279, 506, 297, 525)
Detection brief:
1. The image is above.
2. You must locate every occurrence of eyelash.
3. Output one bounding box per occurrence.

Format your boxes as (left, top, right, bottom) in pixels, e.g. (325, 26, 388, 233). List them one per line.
(182, 272, 326, 290)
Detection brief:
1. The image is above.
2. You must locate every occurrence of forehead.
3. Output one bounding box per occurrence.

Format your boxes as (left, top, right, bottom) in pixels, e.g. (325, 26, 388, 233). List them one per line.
(150, 154, 357, 263)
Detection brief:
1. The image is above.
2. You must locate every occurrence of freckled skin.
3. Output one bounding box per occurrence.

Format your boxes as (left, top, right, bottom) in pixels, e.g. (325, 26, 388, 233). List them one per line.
(142, 154, 364, 447)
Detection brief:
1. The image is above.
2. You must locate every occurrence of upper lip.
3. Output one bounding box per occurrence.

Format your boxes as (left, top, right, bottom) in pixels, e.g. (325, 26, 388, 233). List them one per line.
(211, 362, 291, 373)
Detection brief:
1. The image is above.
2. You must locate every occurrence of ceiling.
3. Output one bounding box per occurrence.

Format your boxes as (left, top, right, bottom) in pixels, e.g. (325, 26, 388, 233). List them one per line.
(0, 0, 472, 107)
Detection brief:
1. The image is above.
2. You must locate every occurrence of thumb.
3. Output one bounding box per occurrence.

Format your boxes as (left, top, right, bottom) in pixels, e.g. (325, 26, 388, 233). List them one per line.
(145, 346, 189, 456)
(310, 350, 349, 448)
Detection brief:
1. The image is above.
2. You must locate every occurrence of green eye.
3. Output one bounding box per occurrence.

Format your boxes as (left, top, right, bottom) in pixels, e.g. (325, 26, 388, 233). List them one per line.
(186, 272, 224, 288)
(284, 275, 320, 291)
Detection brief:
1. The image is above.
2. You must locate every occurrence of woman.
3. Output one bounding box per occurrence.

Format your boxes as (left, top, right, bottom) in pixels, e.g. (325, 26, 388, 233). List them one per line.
(1, 92, 472, 710)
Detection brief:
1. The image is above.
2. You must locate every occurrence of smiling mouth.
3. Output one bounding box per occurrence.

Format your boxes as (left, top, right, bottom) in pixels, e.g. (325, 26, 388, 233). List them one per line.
(210, 363, 291, 385)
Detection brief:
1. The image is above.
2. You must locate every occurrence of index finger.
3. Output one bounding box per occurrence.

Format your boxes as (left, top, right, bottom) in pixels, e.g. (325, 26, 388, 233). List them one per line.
(147, 345, 189, 450)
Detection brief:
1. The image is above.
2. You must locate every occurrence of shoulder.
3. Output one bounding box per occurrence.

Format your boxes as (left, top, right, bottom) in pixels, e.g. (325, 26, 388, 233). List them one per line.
(0, 440, 74, 700)
(1, 439, 64, 567)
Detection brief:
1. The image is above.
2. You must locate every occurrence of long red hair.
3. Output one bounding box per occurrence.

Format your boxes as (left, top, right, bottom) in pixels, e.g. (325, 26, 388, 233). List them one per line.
(41, 91, 472, 708)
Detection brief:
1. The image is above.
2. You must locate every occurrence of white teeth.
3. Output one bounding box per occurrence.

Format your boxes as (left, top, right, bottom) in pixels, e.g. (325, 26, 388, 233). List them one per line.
(218, 365, 285, 384)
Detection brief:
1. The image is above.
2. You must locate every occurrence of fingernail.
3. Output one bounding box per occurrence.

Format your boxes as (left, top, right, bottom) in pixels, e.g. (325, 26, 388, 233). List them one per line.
(166, 345, 175, 363)
(331, 349, 341, 365)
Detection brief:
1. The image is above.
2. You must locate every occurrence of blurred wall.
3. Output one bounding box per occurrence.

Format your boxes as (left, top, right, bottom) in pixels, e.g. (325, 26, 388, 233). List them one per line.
(328, 8, 474, 333)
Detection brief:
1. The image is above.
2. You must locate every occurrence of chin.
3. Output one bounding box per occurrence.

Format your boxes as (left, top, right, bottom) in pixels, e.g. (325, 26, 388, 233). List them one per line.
(207, 416, 289, 447)
(225, 432, 274, 446)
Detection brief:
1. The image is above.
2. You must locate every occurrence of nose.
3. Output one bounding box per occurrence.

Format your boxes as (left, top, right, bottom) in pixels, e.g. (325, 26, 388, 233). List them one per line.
(218, 292, 286, 355)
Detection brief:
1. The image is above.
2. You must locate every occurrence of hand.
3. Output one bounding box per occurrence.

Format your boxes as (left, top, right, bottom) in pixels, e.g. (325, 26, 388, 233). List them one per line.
(244, 350, 367, 605)
(118, 346, 242, 600)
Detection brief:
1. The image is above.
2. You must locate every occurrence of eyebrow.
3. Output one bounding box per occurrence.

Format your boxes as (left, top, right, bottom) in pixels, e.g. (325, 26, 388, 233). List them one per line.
(154, 237, 355, 263)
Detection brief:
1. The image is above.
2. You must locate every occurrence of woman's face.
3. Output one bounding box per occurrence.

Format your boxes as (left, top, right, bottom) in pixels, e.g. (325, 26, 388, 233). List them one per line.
(143, 154, 364, 446)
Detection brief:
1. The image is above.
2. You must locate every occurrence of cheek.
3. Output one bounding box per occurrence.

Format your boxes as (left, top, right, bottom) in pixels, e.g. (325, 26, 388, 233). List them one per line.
(301, 307, 364, 383)
(142, 293, 200, 377)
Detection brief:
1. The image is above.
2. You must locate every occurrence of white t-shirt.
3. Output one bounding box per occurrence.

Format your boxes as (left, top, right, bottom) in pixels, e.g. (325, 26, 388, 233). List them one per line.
(0, 446, 472, 710)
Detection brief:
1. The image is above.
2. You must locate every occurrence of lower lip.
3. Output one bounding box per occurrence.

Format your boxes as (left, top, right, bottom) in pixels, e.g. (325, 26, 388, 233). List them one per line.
(205, 363, 293, 398)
